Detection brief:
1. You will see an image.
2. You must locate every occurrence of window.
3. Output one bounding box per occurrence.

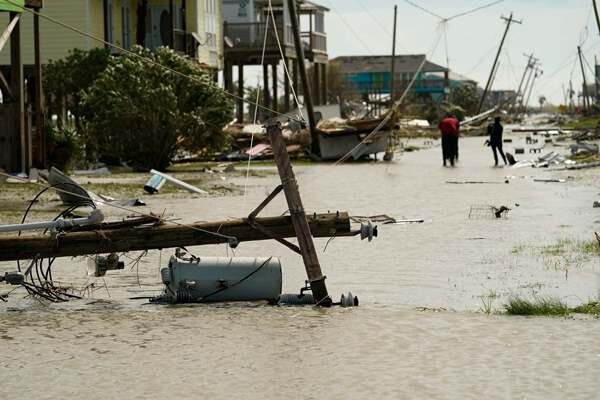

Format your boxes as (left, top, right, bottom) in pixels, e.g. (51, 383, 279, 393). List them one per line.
(121, 5, 131, 49)
(204, 0, 217, 48)
(105, 0, 114, 44)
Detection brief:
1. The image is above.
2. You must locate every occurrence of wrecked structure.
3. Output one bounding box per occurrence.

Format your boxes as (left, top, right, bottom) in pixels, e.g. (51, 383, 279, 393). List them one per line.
(0, 122, 376, 306)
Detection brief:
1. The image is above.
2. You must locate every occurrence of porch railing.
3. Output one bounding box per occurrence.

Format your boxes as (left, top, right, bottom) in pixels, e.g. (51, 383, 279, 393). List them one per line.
(301, 31, 327, 53)
(224, 22, 282, 49)
(224, 22, 327, 53)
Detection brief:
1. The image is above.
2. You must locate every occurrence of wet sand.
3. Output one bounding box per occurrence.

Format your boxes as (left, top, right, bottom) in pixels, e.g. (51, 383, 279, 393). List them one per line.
(1, 133, 599, 399)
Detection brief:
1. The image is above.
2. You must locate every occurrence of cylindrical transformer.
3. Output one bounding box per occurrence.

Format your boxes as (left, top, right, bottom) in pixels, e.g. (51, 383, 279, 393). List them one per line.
(161, 256, 282, 303)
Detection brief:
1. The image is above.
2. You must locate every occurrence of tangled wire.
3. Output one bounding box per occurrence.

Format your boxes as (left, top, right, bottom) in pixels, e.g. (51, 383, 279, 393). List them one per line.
(13, 183, 96, 302)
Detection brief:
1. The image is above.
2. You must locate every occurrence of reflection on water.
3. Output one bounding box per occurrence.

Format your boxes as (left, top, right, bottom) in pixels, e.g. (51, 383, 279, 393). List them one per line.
(1, 136, 599, 399)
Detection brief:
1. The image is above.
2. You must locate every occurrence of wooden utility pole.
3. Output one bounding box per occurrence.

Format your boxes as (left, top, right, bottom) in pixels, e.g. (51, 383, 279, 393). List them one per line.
(10, 10, 26, 173)
(592, 56, 599, 103)
(477, 13, 522, 113)
(578, 45, 590, 111)
(594, 0, 600, 36)
(0, 212, 353, 262)
(287, 0, 319, 155)
(390, 5, 398, 103)
(266, 121, 332, 306)
(524, 67, 541, 113)
(518, 61, 536, 112)
(34, 6, 45, 168)
(512, 53, 534, 111)
(569, 80, 574, 113)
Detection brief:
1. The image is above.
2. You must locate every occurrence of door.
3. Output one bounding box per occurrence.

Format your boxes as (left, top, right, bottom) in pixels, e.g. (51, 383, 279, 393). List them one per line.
(146, 5, 171, 49)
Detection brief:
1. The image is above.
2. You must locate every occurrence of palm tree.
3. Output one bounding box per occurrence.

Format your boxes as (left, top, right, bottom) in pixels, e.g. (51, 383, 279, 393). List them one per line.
(538, 95, 547, 112)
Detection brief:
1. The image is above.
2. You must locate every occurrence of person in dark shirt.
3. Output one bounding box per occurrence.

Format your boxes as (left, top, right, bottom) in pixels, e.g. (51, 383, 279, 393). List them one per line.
(487, 116, 507, 166)
(438, 113, 460, 167)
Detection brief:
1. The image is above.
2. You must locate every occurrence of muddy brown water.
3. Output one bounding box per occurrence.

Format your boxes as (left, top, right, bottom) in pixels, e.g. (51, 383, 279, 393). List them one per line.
(1, 134, 599, 399)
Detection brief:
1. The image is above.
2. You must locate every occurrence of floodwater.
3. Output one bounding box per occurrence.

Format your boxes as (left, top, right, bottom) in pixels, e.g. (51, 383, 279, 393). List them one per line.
(1, 133, 600, 399)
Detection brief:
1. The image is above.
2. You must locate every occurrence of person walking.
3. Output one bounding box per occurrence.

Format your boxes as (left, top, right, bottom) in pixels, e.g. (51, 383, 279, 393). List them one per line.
(487, 116, 507, 166)
(438, 113, 460, 167)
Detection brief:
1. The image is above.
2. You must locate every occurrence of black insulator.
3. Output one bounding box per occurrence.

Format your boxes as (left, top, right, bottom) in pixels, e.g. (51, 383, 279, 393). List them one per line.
(175, 288, 195, 303)
(277, 293, 316, 305)
(1, 272, 25, 286)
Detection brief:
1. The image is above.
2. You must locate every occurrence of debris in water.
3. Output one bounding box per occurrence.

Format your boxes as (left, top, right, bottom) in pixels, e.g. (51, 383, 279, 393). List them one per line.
(533, 178, 566, 183)
(569, 142, 599, 156)
(446, 181, 507, 185)
(350, 215, 424, 225)
(146, 169, 208, 195)
(469, 204, 511, 219)
(49, 167, 145, 206)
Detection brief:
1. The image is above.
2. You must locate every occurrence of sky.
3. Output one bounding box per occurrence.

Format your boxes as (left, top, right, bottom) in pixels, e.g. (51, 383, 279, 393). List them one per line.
(320, 0, 598, 106)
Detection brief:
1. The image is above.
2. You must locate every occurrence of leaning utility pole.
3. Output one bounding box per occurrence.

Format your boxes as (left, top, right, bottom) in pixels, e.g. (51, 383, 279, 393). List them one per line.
(594, 0, 600, 36)
(390, 5, 398, 103)
(524, 67, 542, 113)
(265, 121, 332, 306)
(569, 80, 575, 113)
(512, 53, 535, 111)
(577, 45, 590, 111)
(518, 60, 537, 113)
(287, 0, 318, 155)
(477, 13, 522, 113)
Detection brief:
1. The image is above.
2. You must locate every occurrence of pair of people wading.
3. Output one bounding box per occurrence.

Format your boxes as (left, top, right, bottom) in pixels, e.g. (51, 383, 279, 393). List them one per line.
(438, 113, 460, 167)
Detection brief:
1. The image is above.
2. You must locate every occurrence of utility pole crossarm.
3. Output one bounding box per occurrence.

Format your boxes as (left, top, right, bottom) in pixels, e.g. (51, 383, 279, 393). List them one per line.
(477, 12, 522, 113)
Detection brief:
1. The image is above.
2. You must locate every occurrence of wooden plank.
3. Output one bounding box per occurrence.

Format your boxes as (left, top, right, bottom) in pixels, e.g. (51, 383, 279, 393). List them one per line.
(0, 14, 19, 53)
(0, 212, 353, 261)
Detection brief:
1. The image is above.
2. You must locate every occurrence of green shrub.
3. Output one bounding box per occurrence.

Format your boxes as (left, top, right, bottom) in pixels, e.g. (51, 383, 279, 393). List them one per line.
(81, 46, 233, 171)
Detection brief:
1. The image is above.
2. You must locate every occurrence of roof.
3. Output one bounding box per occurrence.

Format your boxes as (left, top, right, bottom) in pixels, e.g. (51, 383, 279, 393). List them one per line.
(255, 0, 329, 12)
(0, 0, 24, 12)
(331, 55, 448, 74)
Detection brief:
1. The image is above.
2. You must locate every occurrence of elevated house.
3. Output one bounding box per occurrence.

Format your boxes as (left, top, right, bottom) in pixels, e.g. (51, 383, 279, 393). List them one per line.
(0, 0, 222, 173)
(330, 55, 477, 103)
(0, 1, 223, 71)
(223, 0, 329, 122)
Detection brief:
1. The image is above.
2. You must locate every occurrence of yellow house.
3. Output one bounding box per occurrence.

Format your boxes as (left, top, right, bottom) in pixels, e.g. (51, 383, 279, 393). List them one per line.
(0, 0, 223, 71)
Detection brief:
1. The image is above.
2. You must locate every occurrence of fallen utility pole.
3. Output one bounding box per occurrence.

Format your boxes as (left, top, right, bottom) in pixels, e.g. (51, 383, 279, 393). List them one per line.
(0, 212, 354, 262)
(478, 13, 522, 113)
(578, 45, 590, 111)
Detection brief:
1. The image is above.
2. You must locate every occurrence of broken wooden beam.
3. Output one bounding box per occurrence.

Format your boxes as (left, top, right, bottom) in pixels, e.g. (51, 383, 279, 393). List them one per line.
(0, 212, 354, 261)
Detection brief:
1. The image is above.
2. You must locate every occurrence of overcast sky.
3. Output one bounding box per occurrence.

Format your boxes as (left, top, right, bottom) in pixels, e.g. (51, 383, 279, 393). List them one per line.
(321, 0, 597, 105)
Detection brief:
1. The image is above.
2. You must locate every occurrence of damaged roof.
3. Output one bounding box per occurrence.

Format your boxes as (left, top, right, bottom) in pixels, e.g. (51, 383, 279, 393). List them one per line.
(331, 55, 448, 74)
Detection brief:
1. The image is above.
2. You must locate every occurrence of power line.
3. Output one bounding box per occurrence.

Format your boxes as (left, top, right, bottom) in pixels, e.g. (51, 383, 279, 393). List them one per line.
(354, 0, 409, 53)
(446, 0, 505, 22)
(5, 0, 300, 123)
(321, 0, 375, 55)
(403, 0, 445, 21)
(403, 0, 504, 70)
